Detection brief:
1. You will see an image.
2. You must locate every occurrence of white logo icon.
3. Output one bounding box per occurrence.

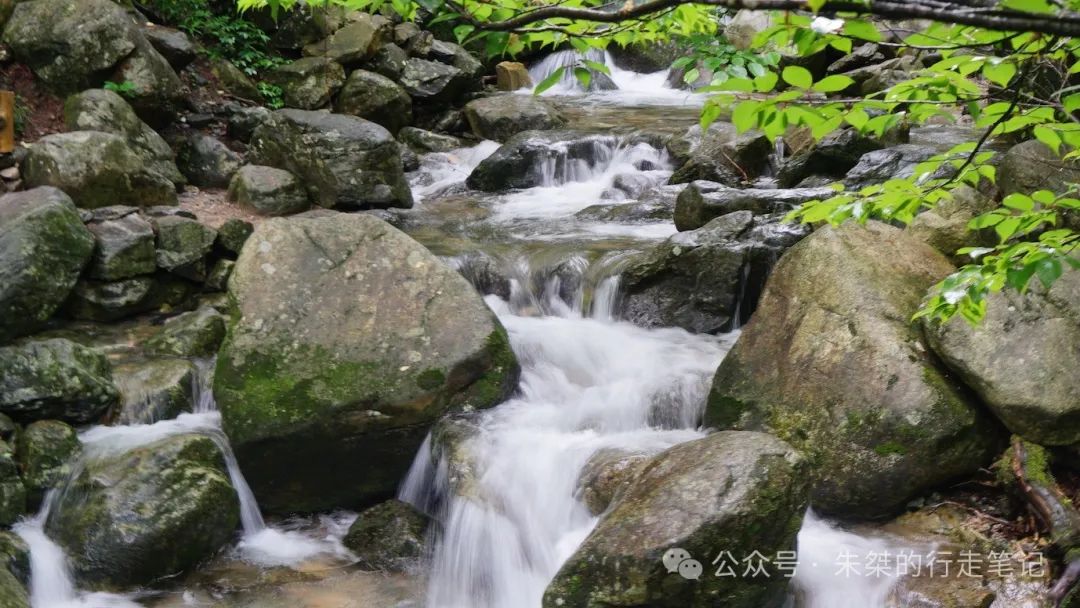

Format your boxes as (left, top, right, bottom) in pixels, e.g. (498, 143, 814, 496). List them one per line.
(662, 547, 703, 580)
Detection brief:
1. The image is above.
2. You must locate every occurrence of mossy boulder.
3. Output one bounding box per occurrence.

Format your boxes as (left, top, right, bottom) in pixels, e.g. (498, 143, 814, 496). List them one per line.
(85, 208, 156, 281)
(227, 165, 310, 217)
(907, 185, 997, 262)
(21, 132, 177, 209)
(153, 215, 217, 281)
(145, 307, 227, 358)
(0, 188, 95, 343)
(0, 338, 119, 424)
(0, 442, 25, 526)
(109, 36, 184, 125)
(62, 275, 198, 322)
(924, 267, 1080, 445)
(543, 431, 808, 608)
(112, 358, 196, 425)
(463, 95, 566, 143)
(0, 568, 27, 608)
(343, 499, 429, 571)
(335, 70, 412, 135)
(248, 109, 413, 210)
(398, 127, 463, 154)
(16, 420, 81, 508)
(669, 124, 772, 187)
(63, 89, 184, 188)
(269, 57, 346, 110)
(45, 434, 240, 588)
(216, 219, 254, 256)
(467, 131, 630, 192)
(215, 211, 520, 512)
(705, 221, 1002, 519)
(399, 58, 468, 102)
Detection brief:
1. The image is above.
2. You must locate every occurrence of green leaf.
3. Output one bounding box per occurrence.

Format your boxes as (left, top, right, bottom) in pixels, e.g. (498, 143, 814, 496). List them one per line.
(732, 101, 759, 132)
(782, 65, 813, 89)
(843, 20, 883, 42)
(812, 75, 855, 93)
(533, 66, 566, 95)
(982, 61, 1017, 87)
(995, 217, 1022, 241)
(753, 72, 778, 92)
(582, 59, 611, 76)
(1002, 193, 1035, 211)
(1035, 257, 1063, 288)
(574, 67, 591, 90)
(683, 68, 700, 85)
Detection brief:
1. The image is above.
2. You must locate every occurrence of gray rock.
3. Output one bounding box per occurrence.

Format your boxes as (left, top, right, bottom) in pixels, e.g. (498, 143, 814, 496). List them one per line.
(844, 144, 945, 189)
(544, 431, 808, 608)
(0, 338, 119, 424)
(63, 89, 184, 187)
(21, 132, 177, 209)
(215, 219, 253, 256)
(176, 134, 243, 189)
(316, 17, 385, 65)
(575, 448, 649, 515)
(215, 212, 519, 513)
(428, 40, 483, 80)
(111, 357, 196, 425)
(228, 165, 310, 216)
(468, 131, 642, 192)
(367, 42, 409, 80)
(998, 139, 1080, 196)
(62, 275, 196, 322)
(907, 185, 997, 261)
(777, 128, 887, 187)
(343, 499, 429, 572)
(706, 221, 1002, 518)
(227, 106, 272, 142)
(111, 35, 184, 123)
(145, 307, 227, 358)
(206, 258, 234, 292)
(0, 441, 26, 527)
(674, 180, 834, 231)
(0, 188, 95, 342)
(669, 123, 772, 186)
(925, 268, 1080, 445)
(153, 215, 217, 281)
(463, 95, 566, 143)
(335, 70, 412, 134)
(398, 127, 464, 154)
(86, 211, 156, 280)
(141, 25, 198, 71)
(45, 434, 240, 588)
(248, 109, 413, 210)
(399, 58, 468, 102)
(211, 59, 262, 101)
(269, 57, 346, 110)
(17, 420, 81, 508)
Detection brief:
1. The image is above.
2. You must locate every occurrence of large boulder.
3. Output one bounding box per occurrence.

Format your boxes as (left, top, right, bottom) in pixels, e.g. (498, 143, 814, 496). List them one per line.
(776, 129, 886, 187)
(843, 144, 942, 190)
(312, 17, 386, 66)
(343, 499, 429, 572)
(214, 212, 520, 513)
(21, 132, 177, 209)
(0, 188, 95, 342)
(705, 222, 1001, 518)
(227, 165, 310, 216)
(248, 109, 413, 209)
(925, 269, 1080, 445)
(62, 275, 197, 322)
(997, 139, 1080, 196)
(63, 89, 184, 187)
(85, 208, 157, 281)
(668, 123, 772, 186)
(269, 57, 346, 110)
(399, 58, 468, 102)
(429, 40, 483, 81)
(334, 70, 412, 134)
(673, 181, 835, 232)
(2, 0, 136, 93)
(463, 95, 566, 143)
(176, 134, 243, 189)
(543, 431, 808, 608)
(141, 25, 198, 71)
(17, 420, 80, 508)
(620, 212, 809, 334)
(906, 185, 997, 260)
(45, 434, 240, 588)
(111, 36, 184, 124)
(0, 338, 119, 424)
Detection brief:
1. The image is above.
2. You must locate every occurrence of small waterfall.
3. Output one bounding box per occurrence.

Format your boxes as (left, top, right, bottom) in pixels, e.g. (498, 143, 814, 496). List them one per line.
(528, 49, 608, 93)
(410, 140, 502, 203)
(528, 49, 702, 104)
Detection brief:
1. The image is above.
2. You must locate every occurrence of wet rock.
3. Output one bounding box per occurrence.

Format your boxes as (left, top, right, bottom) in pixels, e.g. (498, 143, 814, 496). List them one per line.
(145, 307, 227, 358)
(153, 215, 217, 281)
(227, 106, 272, 143)
(367, 42, 409, 80)
(216, 219, 253, 256)
(468, 130, 630, 192)
(405, 30, 434, 57)
(63, 89, 184, 188)
(393, 22, 421, 47)
(86, 211, 156, 281)
(111, 358, 196, 425)
(724, 9, 772, 50)
(0, 531, 29, 587)
(828, 43, 885, 74)
(269, 57, 346, 110)
(0, 338, 119, 424)
(575, 200, 673, 223)
(0, 554, 27, 607)
(674, 180, 835, 231)
(463, 95, 565, 143)
(335, 70, 412, 134)
(706, 221, 1002, 519)
(924, 268, 1080, 445)
(399, 58, 468, 102)
(176, 134, 243, 189)
(608, 42, 685, 73)
(2, 0, 137, 93)
(428, 40, 483, 81)
(17, 420, 81, 508)
(669, 123, 772, 186)
(620, 212, 808, 334)
(544, 431, 808, 608)
(907, 186, 997, 261)
(997, 139, 1080, 196)
(495, 61, 532, 91)
(844, 144, 944, 189)
(141, 25, 198, 71)
(46, 434, 240, 588)
(0, 442, 25, 527)
(0, 188, 95, 342)
(21, 132, 177, 209)
(269, 3, 345, 50)
(343, 499, 429, 572)
(248, 109, 413, 210)
(228, 165, 310, 217)
(398, 127, 464, 154)
(575, 448, 649, 515)
(776, 128, 887, 187)
(206, 258, 234, 292)
(62, 275, 195, 322)
(215, 212, 520, 512)
(450, 252, 512, 300)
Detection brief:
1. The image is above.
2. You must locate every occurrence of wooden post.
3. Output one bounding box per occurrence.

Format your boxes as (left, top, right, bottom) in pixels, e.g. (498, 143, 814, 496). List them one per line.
(0, 91, 13, 154)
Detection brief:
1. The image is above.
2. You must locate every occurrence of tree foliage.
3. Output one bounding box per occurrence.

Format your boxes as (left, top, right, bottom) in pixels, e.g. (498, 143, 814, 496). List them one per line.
(238, 0, 1080, 325)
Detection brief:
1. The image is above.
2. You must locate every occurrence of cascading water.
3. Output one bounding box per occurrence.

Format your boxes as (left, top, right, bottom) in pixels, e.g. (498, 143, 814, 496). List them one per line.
(14, 359, 352, 608)
(527, 50, 702, 105)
